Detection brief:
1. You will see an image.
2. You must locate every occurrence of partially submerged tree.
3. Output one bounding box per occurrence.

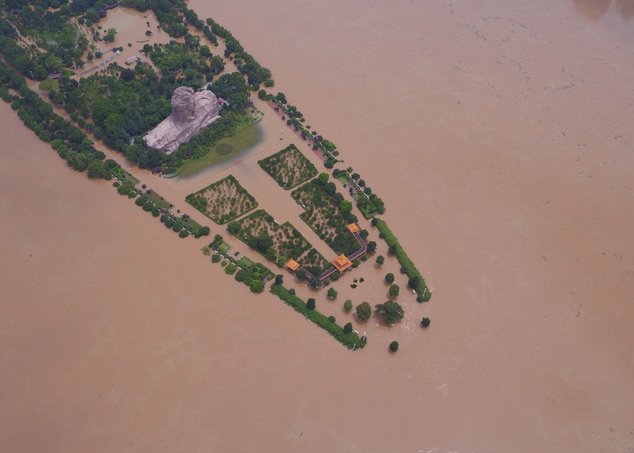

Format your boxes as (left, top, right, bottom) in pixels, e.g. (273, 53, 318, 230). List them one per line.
(356, 302, 372, 321)
(375, 301, 404, 325)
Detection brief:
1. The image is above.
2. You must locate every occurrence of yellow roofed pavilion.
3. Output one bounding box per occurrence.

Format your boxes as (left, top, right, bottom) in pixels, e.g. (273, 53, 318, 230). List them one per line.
(347, 223, 360, 233)
(331, 254, 353, 272)
(285, 259, 301, 271)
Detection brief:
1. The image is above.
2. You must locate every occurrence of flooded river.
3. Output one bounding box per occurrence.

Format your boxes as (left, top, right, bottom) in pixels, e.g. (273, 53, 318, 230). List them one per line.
(1, 0, 633, 452)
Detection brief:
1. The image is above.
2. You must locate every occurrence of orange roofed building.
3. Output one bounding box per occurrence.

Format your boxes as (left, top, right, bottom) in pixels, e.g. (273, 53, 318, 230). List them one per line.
(347, 223, 360, 234)
(331, 254, 353, 272)
(285, 259, 301, 272)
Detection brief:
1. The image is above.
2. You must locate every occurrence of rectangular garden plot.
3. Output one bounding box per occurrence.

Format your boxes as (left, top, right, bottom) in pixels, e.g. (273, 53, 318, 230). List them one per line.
(291, 179, 360, 257)
(258, 144, 318, 190)
(186, 175, 257, 224)
(234, 209, 329, 271)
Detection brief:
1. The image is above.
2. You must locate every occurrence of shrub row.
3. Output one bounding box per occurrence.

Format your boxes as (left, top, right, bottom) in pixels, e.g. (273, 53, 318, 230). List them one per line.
(373, 218, 431, 301)
(209, 235, 274, 292)
(269, 284, 365, 349)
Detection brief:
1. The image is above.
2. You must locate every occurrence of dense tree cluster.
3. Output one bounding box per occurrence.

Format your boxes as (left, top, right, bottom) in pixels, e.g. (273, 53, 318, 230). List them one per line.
(375, 301, 404, 325)
(0, 61, 115, 178)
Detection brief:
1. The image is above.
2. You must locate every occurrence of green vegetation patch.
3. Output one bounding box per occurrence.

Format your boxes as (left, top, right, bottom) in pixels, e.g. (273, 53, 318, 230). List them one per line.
(186, 175, 257, 224)
(236, 255, 255, 269)
(332, 168, 385, 219)
(373, 218, 431, 301)
(209, 234, 274, 288)
(291, 178, 360, 256)
(216, 143, 233, 155)
(270, 284, 365, 350)
(233, 209, 329, 271)
(177, 119, 261, 177)
(258, 144, 318, 190)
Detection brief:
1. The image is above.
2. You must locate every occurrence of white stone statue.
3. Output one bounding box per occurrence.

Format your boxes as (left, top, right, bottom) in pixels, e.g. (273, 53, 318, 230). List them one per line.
(143, 86, 221, 154)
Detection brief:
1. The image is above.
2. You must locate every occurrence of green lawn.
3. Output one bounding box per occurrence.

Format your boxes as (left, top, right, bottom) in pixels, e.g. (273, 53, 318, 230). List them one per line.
(175, 120, 262, 178)
(217, 241, 232, 254)
(237, 256, 255, 269)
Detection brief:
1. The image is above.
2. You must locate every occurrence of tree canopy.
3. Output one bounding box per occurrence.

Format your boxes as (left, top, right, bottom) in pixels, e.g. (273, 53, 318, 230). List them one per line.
(375, 301, 404, 325)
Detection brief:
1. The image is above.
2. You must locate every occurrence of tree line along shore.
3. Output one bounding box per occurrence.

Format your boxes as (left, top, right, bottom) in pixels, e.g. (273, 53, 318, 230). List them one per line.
(0, 0, 431, 350)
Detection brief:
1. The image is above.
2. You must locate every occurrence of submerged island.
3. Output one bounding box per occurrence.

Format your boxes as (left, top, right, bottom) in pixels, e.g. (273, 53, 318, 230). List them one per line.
(0, 0, 431, 350)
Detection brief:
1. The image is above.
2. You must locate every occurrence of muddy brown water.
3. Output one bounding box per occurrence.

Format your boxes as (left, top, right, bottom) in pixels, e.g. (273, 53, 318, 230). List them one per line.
(2, 0, 634, 452)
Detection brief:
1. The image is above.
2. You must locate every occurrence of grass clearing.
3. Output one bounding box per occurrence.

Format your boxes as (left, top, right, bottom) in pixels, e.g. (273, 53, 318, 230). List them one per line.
(176, 120, 262, 178)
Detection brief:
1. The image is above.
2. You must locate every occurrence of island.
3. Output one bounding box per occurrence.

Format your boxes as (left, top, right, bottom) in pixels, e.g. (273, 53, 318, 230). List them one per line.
(0, 0, 431, 350)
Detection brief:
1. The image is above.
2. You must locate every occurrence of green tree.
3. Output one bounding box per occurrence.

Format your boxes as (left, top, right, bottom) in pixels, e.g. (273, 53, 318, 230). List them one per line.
(344, 299, 353, 312)
(327, 287, 337, 299)
(295, 269, 307, 280)
(339, 200, 353, 213)
(34, 65, 47, 80)
(421, 317, 431, 328)
(265, 246, 276, 260)
(389, 284, 400, 297)
(39, 78, 59, 93)
(318, 172, 329, 183)
(356, 302, 372, 321)
(250, 280, 265, 293)
(389, 341, 399, 352)
(385, 273, 395, 283)
(274, 274, 283, 285)
(104, 28, 117, 43)
(306, 298, 316, 310)
(227, 221, 241, 235)
(343, 322, 353, 334)
(276, 255, 287, 268)
(375, 301, 404, 325)
(408, 276, 420, 289)
(376, 255, 385, 266)
(200, 45, 211, 57)
(388, 244, 397, 255)
(225, 263, 237, 275)
(85, 9, 100, 23)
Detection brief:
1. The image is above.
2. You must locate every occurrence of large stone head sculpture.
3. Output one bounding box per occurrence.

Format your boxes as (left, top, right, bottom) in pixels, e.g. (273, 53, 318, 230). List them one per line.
(171, 86, 196, 122)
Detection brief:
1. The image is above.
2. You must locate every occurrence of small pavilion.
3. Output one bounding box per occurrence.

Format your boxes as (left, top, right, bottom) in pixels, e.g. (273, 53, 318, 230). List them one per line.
(285, 259, 301, 272)
(347, 223, 360, 234)
(331, 254, 353, 273)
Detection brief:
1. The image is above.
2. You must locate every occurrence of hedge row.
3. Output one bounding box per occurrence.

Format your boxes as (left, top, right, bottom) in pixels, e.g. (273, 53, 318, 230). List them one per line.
(373, 218, 431, 301)
(269, 284, 365, 349)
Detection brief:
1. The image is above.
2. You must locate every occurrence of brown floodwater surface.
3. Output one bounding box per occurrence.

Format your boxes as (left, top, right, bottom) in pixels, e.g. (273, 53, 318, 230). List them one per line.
(2, 0, 634, 452)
